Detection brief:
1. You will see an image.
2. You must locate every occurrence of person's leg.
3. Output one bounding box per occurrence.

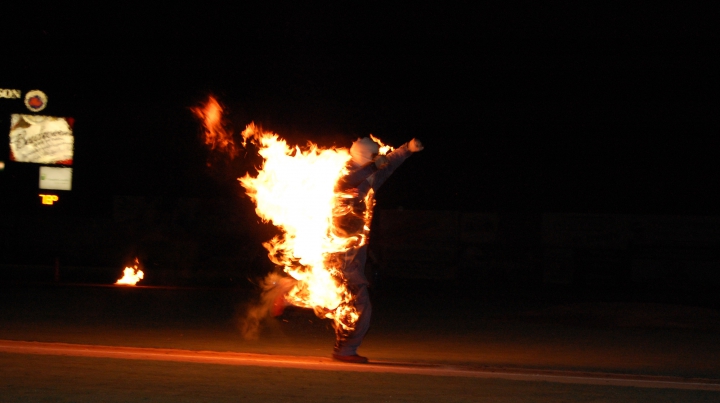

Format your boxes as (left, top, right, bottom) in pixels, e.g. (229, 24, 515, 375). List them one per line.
(334, 284, 372, 358)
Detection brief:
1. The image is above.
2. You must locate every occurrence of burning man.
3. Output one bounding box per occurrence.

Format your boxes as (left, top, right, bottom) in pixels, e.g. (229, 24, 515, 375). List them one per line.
(269, 135, 424, 362)
(328, 136, 424, 363)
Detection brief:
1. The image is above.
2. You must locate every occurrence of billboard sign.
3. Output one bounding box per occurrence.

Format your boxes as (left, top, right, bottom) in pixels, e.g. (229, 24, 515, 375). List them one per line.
(9, 114, 74, 165)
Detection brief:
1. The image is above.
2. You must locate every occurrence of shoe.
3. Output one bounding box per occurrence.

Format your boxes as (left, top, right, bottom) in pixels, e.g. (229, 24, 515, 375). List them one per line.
(332, 353, 368, 364)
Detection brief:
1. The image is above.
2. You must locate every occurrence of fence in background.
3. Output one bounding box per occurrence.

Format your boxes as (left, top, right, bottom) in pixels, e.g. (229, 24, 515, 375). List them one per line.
(2, 196, 720, 287)
(372, 210, 720, 286)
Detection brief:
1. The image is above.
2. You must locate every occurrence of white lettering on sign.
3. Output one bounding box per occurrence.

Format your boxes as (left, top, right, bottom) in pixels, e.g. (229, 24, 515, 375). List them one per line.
(0, 88, 21, 99)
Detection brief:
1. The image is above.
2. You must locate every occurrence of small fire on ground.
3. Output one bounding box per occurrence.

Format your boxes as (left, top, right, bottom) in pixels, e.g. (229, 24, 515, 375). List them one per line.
(116, 259, 144, 286)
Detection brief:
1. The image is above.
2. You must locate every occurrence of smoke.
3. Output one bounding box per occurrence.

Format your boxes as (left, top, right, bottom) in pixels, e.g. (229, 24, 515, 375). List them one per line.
(238, 272, 297, 340)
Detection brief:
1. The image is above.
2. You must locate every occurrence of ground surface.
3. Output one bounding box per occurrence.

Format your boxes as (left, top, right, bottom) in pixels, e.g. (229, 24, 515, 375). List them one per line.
(1, 280, 719, 401)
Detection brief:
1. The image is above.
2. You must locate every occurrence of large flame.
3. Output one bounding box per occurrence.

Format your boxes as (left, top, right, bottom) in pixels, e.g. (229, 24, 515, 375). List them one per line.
(240, 124, 359, 331)
(193, 95, 395, 332)
(115, 258, 144, 286)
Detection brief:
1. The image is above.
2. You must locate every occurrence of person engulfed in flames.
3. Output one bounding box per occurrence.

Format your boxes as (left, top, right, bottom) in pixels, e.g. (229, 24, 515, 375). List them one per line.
(274, 136, 424, 363)
(192, 96, 426, 363)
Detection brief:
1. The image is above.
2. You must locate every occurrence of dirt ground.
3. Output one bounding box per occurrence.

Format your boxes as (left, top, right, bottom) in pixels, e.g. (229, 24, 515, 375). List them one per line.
(3, 352, 720, 403)
(1, 280, 719, 401)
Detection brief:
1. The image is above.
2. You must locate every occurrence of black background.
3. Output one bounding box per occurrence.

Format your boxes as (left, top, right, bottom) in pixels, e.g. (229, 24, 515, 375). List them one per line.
(2, 2, 718, 216)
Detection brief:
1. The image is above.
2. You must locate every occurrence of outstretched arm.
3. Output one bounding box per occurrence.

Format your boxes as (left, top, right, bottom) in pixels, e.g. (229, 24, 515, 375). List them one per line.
(371, 138, 424, 191)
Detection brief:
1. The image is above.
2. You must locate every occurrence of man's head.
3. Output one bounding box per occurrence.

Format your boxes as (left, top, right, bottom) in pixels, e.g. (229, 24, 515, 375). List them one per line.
(350, 137, 380, 166)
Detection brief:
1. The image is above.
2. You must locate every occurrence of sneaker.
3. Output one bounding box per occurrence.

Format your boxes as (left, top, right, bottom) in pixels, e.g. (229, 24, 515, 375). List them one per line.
(332, 353, 368, 364)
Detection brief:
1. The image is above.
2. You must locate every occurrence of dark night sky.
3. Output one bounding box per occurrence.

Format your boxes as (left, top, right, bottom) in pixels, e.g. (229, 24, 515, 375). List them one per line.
(2, 3, 719, 216)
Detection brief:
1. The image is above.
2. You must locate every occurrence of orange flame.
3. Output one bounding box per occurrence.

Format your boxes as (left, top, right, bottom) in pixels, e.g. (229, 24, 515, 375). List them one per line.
(240, 123, 359, 331)
(192, 96, 395, 333)
(191, 96, 238, 158)
(115, 258, 144, 286)
(370, 134, 394, 155)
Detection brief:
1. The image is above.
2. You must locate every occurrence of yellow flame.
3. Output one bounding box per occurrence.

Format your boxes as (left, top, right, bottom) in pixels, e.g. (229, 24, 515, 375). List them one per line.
(192, 96, 396, 332)
(240, 123, 360, 331)
(369, 134, 394, 155)
(116, 259, 144, 286)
